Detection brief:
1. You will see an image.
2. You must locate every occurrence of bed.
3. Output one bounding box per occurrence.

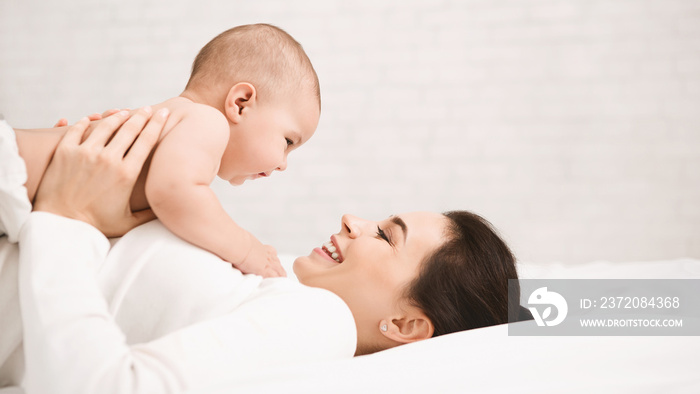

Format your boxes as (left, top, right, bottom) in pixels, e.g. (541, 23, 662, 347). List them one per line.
(191, 256, 700, 394)
(2, 258, 698, 394)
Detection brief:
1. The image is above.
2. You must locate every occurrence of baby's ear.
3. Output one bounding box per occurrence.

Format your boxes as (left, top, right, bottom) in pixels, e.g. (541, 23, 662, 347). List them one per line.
(224, 82, 256, 123)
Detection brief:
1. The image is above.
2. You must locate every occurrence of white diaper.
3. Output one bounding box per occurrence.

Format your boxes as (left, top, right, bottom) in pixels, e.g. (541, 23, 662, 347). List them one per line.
(0, 117, 32, 243)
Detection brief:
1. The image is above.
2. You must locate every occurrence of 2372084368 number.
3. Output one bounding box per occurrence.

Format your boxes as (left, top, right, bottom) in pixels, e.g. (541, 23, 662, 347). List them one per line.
(599, 296, 680, 309)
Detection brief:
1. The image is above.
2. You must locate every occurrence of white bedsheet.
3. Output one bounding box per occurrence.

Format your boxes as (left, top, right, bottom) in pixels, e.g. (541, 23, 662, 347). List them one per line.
(188, 257, 700, 394)
(4, 257, 699, 394)
(196, 322, 699, 394)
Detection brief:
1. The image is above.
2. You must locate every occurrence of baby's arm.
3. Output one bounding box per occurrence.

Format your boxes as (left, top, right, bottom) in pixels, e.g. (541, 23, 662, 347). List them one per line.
(146, 106, 284, 277)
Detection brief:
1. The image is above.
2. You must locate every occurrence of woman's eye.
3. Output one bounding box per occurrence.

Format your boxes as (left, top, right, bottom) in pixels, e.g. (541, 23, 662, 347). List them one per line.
(286, 138, 293, 147)
(376, 226, 392, 246)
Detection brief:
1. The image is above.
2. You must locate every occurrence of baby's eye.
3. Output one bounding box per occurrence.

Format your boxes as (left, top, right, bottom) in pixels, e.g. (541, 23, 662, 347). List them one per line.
(286, 138, 293, 147)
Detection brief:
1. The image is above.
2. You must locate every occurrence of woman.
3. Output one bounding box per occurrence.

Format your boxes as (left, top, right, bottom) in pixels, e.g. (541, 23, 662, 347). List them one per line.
(6, 112, 522, 393)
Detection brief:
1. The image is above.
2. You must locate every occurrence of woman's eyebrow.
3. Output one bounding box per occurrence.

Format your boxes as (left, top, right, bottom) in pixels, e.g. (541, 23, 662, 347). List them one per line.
(390, 216, 408, 243)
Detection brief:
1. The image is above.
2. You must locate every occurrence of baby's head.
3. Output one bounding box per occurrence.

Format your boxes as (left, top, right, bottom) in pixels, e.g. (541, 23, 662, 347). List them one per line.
(185, 24, 321, 185)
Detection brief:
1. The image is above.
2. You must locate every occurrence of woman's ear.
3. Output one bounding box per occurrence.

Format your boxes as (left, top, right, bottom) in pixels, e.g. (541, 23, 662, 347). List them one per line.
(380, 310, 434, 344)
(224, 82, 256, 123)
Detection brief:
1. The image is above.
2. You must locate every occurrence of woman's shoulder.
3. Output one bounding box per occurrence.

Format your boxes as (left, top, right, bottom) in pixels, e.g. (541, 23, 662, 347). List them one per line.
(254, 278, 357, 348)
(262, 255, 354, 328)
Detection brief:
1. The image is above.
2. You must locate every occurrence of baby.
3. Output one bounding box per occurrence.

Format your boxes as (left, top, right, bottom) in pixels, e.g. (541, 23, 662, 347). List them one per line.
(0, 24, 321, 277)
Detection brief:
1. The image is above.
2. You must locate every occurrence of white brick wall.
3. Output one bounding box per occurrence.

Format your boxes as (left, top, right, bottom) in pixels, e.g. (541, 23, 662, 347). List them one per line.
(2, 0, 698, 263)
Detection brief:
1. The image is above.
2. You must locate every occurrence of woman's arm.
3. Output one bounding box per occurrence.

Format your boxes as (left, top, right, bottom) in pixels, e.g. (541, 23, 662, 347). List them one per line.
(19, 213, 183, 393)
(18, 108, 178, 393)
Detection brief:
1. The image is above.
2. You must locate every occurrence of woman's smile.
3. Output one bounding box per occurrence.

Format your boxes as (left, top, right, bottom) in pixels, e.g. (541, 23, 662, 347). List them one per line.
(314, 236, 344, 263)
(294, 212, 448, 304)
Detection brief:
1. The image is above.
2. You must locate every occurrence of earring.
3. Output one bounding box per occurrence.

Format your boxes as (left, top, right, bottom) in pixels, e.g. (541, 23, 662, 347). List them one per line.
(380, 324, 388, 332)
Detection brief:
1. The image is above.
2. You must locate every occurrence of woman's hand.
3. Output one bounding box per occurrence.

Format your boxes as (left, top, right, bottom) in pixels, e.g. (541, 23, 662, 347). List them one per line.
(53, 109, 127, 127)
(34, 106, 169, 237)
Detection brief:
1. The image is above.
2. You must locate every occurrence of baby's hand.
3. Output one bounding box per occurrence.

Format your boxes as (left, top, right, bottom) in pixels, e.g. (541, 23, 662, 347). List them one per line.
(234, 237, 287, 278)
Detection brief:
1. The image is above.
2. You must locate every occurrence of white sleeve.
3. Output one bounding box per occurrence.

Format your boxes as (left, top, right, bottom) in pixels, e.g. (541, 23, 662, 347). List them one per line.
(18, 212, 355, 394)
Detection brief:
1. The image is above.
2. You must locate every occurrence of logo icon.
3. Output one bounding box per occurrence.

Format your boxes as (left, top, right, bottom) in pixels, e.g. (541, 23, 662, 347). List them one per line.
(527, 287, 568, 327)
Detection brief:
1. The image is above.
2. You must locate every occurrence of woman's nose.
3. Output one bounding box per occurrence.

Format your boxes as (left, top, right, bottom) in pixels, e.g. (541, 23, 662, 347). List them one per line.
(341, 214, 364, 238)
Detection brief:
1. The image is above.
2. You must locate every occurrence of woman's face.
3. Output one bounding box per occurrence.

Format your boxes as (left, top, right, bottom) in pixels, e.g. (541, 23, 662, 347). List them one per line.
(293, 212, 448, 351)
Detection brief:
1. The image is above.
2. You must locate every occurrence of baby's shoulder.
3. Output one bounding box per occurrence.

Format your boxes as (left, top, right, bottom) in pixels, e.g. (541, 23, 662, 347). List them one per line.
(156, 99, 229, 141)
(179, 102, 225, 122)
(158, 98, 227, 129)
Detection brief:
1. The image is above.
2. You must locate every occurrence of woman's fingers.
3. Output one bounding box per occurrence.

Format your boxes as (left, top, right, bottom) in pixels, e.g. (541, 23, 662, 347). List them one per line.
(81, 109, 132, 148)
(102, 108, 125, 118)
(53, 118, 69, 127)
(52, 108, 119, 128)
(104, 106, 158, 157)
(34, 105, 169, 237)
(121, 108, 168, 168)
(60, 117, 91, 147)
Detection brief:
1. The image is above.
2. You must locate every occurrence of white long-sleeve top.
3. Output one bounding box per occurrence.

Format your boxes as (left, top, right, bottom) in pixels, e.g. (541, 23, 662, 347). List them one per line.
(17, 213, 356, 394)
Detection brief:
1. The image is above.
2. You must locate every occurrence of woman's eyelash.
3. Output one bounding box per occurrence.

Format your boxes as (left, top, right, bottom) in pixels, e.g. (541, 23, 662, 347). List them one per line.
(376, 226, 393, 246)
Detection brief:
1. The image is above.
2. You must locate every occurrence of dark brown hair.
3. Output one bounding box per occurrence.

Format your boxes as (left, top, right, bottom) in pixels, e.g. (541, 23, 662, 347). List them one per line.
(185, 23, 320, 108)
(405, 211, 520, 337)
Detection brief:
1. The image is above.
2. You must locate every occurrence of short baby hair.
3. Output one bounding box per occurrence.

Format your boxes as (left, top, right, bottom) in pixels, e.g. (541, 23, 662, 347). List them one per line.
(185, 24, 320, 108)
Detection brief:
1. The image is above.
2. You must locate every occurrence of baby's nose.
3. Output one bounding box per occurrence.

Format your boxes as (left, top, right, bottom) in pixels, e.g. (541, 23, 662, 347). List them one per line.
(277, 157, 288, 172)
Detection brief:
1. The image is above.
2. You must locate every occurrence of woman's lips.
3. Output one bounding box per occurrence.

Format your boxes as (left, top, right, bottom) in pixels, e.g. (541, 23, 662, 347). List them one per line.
(312, 236, 343, 264)
(314, 247, 340, 263)
(329, 235, 344, 262)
